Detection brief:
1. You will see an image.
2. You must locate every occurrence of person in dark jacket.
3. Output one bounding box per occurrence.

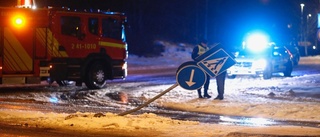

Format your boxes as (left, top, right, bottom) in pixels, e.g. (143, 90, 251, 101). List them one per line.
(191, 39, 211, 98)
(191, 39, 226, 100)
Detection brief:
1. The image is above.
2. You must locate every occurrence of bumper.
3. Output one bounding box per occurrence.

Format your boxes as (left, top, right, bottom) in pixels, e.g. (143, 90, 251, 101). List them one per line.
(112, 61, 127, 79)
(227, 67, 264, 76)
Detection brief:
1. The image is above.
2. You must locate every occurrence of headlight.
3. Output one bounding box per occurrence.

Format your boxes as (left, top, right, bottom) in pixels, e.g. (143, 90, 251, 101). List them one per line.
(122, 62, 127, 70)
(252, 59, 267, 69)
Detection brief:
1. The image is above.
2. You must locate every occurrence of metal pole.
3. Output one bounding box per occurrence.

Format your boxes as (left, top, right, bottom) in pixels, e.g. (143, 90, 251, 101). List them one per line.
(118, 83, 179, 116)
(300, 3, 306, 56)
(306, 14, 312, 55)
(305, 14, 309, 56)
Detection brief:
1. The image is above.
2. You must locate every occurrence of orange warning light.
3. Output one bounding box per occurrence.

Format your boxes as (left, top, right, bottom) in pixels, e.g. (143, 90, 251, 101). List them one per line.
(12, 15, 26, 28)
(15, 18, 23, 24)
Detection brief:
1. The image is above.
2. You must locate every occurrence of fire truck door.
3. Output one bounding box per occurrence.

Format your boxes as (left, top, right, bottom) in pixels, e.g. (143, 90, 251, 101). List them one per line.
(57, 16, 88, 57)
(35, 28, 48, 59)
(0, 27, 3, 73)
(2, 27, 34, 74)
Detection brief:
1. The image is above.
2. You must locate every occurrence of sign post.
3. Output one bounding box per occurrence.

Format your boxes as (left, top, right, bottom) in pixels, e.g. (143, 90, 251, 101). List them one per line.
(197, 48, 236, 77)
(176, 64, 207, 90)
(119, 44, 236, 116)
(177, 44, 236, 90)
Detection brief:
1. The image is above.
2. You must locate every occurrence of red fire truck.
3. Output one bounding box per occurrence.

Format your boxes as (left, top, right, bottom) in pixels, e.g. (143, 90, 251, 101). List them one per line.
(0, 1, 128, 89)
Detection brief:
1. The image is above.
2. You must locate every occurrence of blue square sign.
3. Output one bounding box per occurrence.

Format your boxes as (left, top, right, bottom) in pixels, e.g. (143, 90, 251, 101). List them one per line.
(196, 45, 236, 77)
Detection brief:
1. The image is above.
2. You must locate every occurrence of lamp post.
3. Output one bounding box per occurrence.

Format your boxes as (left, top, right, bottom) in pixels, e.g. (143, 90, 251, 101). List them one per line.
(300, 3, 306, 56)
(307, 14, 312, 42)
(307, 14, 312, 35)
(305, 14, 312, 56)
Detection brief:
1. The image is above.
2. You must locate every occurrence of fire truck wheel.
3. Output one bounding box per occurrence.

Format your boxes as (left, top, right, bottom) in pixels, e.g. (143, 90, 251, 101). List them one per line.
(85, 62, 107, 89)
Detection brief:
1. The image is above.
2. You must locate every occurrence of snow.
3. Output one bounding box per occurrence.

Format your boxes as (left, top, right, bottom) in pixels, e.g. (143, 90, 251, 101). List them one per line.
(0, 42, 320, 136)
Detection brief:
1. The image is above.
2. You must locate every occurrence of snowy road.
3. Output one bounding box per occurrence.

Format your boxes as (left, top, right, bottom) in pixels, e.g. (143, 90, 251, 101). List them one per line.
(0, 55, 320, 136)
(0, 57, 320, 120)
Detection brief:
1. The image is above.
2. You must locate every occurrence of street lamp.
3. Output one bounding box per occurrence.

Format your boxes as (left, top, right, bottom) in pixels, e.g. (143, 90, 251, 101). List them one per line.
(300, 3, 306, 55)
(307, 14, 312, 41)
(306, 14, 312, 56)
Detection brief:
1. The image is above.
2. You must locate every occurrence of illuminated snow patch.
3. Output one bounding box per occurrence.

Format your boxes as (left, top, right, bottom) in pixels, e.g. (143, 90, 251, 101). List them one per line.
(49, 97, 59, 103)
(219, 116, 274, 126)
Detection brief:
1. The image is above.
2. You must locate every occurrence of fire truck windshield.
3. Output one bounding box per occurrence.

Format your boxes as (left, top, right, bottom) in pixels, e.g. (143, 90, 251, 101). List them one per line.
(102, 18, 122, 40)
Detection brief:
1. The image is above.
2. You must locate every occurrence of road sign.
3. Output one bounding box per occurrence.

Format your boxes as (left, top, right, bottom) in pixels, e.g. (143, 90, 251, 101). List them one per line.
(196, 44, 236, 77)
(176, 64, 207, 90)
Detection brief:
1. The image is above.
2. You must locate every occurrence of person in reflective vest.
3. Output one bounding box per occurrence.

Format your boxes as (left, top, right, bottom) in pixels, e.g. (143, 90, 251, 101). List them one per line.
(191, 39, 227, 100)
(192, 39, 211, 98)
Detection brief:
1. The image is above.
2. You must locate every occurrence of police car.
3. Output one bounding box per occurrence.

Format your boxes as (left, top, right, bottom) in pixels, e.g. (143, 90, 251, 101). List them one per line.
(227, 33, 294, 79)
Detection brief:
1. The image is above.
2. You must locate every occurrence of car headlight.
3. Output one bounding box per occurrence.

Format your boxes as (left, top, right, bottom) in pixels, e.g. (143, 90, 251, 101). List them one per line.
(252, 59, 267, 69)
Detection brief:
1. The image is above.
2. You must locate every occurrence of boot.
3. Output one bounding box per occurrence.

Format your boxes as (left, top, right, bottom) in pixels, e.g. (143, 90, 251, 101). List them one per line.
(203, 90, 211, 98)
(214, 95, 223, 100)
(197, 89, 203, 98)
(204, 94, 211, 98)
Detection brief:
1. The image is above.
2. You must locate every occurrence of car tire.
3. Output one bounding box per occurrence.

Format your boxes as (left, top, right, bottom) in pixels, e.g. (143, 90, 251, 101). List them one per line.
(85, 61, 108, 89)
(283, 60, 293, 77)
(294, 56, 300, 66)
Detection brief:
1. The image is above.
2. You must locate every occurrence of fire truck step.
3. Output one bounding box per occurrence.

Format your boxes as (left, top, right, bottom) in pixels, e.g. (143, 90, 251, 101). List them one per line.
(2, 77, 41, 84)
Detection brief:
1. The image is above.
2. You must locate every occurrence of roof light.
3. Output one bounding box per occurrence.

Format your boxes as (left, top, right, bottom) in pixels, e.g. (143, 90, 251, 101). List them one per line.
(244, 32, 269, 52)
(17, 0, 36, 9)
(12, 15, 26, 28)
(15, 18, 23, 25)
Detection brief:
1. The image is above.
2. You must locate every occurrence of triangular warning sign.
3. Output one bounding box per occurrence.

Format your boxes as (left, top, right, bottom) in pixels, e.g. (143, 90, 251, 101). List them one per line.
(201, 56, 228, 75)
(197, 48, 236, 77)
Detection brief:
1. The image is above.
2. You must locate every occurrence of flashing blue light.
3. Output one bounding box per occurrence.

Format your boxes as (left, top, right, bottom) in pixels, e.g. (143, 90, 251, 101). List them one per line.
(244, 32, 269, 52)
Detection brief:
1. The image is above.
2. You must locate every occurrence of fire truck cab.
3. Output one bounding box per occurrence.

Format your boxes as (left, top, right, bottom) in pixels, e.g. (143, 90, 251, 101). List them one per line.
(0, 4, 128, 89)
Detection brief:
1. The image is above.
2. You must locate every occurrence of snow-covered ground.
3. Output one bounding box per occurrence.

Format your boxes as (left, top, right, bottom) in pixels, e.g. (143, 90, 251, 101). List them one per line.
(0, 42, 320, 136)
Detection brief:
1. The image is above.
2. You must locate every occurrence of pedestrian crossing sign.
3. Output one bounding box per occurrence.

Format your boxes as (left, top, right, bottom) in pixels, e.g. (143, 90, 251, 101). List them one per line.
(196, 46, 236, 77)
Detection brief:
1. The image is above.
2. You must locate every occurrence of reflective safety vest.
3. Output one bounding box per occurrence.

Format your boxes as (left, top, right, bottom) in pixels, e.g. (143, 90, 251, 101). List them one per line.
(197, 45, 209, 56)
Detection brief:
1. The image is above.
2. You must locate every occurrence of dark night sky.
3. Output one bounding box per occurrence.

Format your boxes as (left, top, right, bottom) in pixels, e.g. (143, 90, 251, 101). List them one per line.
(1, 0, 318, 54)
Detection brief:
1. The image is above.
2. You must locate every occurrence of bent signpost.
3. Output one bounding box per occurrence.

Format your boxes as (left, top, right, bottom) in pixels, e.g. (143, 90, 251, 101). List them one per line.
(119, 45, 236, 116)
